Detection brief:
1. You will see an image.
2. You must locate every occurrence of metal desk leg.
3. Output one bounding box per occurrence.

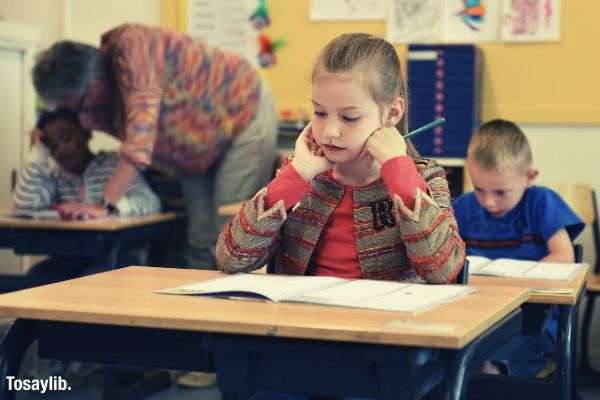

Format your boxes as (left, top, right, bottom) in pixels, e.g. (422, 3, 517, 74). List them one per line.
(557, 297, 581, 400)
(0, 319, 39, 400)
(443, 309, 522, 400)
(105, 234, 123, 269)
(580, 293, 597, 373)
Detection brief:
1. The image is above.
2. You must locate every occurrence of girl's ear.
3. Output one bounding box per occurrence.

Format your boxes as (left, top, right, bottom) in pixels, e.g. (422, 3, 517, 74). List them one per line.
(386, 97, 405, 126)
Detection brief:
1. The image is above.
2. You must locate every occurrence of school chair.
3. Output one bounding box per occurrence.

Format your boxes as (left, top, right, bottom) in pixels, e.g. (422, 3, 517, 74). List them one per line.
(574, 244, 584, 264)
(457, 258, 469, 284)
(549, 183, 599, 374)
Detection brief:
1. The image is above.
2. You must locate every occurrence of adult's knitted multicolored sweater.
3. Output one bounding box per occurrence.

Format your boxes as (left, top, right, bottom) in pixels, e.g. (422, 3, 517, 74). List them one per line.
(216, 158, 465, 283)
(98, 23, 261, 176)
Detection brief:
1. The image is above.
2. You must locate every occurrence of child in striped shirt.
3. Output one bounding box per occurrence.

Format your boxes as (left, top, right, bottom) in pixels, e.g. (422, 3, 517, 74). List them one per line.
(13, 108, 161, 283)
(14, 108, 160, 219)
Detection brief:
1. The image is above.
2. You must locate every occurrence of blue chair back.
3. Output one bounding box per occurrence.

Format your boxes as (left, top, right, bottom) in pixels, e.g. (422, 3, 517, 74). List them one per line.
(551, 184, 599, 271)
(457, 258, 469, 284)
(574, 243, 583, 263)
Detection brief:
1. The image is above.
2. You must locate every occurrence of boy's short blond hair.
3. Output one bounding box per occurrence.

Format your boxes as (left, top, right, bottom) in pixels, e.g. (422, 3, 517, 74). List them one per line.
(467, 119, 532, 171)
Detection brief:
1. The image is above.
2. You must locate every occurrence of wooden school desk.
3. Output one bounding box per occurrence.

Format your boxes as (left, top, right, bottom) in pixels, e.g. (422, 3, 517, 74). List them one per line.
(469, 265, 590, 400)
(0, 267, 528, 400)
(0, 212, 176, 270)
(587, 274, 600, 292)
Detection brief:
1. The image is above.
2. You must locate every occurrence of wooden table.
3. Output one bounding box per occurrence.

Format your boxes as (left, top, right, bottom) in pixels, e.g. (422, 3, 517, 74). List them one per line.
(0, 212, 176, 269)
(582, 273, 600, 374)
(0, 212, 176, 232)
(469, 265, 590, 400)
(586, 274, 600, 292)
(0, 212, 177, 296)
(0, 267, 528, 400)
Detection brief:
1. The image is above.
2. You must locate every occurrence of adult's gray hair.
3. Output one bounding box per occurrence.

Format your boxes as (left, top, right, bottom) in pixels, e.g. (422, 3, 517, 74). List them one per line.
(32, 41, 103, 105)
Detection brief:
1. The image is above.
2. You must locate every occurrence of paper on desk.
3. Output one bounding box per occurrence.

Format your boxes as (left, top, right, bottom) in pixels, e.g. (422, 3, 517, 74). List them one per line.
(8, 209, 60, 219)
(156, 273, 346, 302)
(476, 259, 537, 277)
(158, 273, 476, 313)
(290, 280, 476, 313)
(523, 263, 582, 280)
(297, 279, 408, 301)
(467, 256, 582, 281)
(466, 255, 493, 273)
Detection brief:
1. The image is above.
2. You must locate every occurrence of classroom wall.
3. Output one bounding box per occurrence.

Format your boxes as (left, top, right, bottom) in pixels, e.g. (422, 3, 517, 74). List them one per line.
(0, 0, 161, 151)
(0, 0, 160, 50)
(261, 0, 600, 125)
(0, 0, 63, 50)
(525, 124, 599, 268)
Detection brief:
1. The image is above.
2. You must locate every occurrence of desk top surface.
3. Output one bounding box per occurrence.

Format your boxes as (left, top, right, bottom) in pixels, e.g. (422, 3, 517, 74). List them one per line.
(587, 273, 600, 292)
(0, 212, 176, 231)
(0, 267, 528, 349)
(469, 264, 590, 305)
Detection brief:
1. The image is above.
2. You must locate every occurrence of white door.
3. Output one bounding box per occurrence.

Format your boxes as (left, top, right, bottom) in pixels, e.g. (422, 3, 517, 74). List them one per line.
(0, 48, 24, 274)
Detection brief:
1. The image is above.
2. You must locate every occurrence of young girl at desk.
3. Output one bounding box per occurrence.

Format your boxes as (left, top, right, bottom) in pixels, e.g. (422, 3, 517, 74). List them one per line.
(216, 33, 465, 283)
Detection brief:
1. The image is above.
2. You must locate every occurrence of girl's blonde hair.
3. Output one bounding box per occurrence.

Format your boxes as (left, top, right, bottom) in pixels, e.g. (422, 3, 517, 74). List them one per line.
(312, 33, 419, 157)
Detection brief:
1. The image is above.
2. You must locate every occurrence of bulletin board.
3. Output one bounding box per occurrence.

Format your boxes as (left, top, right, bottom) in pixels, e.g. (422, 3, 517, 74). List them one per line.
(162, 0, 600, 125)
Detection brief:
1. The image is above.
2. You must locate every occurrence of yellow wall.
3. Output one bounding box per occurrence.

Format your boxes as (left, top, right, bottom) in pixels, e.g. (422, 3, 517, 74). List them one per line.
(164, 0, 600, 124)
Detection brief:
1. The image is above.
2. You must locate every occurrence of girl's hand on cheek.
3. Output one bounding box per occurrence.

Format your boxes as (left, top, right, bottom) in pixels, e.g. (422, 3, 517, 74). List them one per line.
(292, 122, 333, 181)
(365, 126, 407, 164)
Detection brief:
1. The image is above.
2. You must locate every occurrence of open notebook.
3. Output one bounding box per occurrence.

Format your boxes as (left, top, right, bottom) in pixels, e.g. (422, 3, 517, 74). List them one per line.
(7, 209, 60, 219)
(467, 256, 583, 281)
(156, 273, 476, 314)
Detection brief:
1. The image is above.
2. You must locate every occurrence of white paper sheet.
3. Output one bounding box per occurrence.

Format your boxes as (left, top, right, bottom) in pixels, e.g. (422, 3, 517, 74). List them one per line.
(501, 0, 561, 42)
(524, 262, 581, 280)
(310, 0, 388, 21)
(158, 274, 475, 313)
(157, 273, 346, 302)
(468, 256, 582, 281)
(442, 0, 500, 43)
(187, 0, 258, 64)
(387, 0, 443, 43)
(8, 209, 60, 219)
(299, 279, 408, 302)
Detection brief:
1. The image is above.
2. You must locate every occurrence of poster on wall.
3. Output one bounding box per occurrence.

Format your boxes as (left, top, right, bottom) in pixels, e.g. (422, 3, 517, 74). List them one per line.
(387, 0, 443, 43)
(187, 0, 258, 64)
(501, 0, 561, 42)
(442, 0, 500, 43)
(310, 0, 388, 20)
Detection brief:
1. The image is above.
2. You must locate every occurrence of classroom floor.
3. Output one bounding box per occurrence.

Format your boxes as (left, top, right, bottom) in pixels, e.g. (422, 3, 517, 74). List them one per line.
(13, 363, 600, 400)
(16, 368, 223, 400)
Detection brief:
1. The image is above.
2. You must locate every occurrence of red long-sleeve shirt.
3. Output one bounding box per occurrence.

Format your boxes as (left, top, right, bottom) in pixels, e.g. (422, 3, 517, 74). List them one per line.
(265, 156, 428, 277)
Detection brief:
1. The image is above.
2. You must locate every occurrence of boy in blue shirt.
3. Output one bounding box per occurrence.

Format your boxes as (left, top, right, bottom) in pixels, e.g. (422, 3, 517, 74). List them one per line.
(454, 119, 584, 376)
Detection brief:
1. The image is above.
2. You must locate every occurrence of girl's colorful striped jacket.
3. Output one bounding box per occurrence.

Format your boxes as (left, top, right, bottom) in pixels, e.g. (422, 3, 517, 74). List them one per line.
(216, 158, 466, 284)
